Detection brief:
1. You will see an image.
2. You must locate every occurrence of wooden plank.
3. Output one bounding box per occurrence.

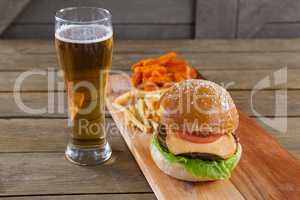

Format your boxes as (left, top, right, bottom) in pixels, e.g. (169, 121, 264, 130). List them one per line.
(0, 90, 298, 117)
(238, 0, 300, 38)
(0, 92, 66, 118)
(0, 194, 156, 200)
(115, 39, 300, 53)
(0, 118, 123, 153)
(3, 0, 194, 39)
(1, 51, 300, 70)
(238, 0, 275, 38)
(0, 118, 299, 159)
(0, 0, 30, 35)
(195, 0, 237, 38)
(231, 90, 300, 117)
(110, 52, 300, 70)
(106, 75, 300, 200)
(0, 71, 62, 92)
(253, 116, 300, 156)
(255, 117, 300, 138)
(202, 69, 299, 90)
(14, 0, 194, 24)
(276, 137, 300, 157)
(262, 1, 300, 22)
(0, 152, 151, 196)
(1, 69, 299, 92)
(2, 24, 192, 40)
(114, 24, 192, 40)
(2, 39, 300, 54)
(230, 112, 300, 200)
(254, 22, 300, 38)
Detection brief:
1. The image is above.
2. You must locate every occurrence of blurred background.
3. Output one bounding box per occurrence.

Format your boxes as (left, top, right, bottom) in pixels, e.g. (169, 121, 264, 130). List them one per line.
(1, 0, 300, 40)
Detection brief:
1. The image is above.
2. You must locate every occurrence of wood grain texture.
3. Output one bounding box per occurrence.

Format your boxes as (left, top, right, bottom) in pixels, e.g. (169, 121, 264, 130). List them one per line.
(238, 0, 300, 38)
(106, 75, 300, 200)
(0, 118, 299, 159)
(0, 194, 156, 200)
(0, 0, 30, 35)
(110, 53, 300, 70)
(195, 0, 237, 38)
(0, 118, 122, 153)
(1, 69, 299, 92)
(0, 118, 152, 196)
(231, 112, 300, 200)
(0, 90, 298, 117)
(2, 0, 194, 39)
(3, 0, 300, 39)
(1, 39, 300, 71)
(2, 39, 300, 54)
(2, 51, 300, 70)
(14, 0, 194, 24)
(255, 22, 300, 38)
(0, 152, 151, 196)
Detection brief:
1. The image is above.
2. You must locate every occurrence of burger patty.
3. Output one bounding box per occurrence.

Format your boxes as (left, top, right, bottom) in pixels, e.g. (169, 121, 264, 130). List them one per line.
(157, 125, 239, 161)
(157, 125, 168, 148)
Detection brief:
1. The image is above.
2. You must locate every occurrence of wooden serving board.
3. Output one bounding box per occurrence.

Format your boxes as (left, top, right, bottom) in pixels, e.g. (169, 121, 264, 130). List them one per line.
(107, 75, 300, 200)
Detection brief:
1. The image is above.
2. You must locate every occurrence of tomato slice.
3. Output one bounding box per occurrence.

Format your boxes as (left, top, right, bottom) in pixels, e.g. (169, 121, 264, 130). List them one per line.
(176, 131, 223, 144)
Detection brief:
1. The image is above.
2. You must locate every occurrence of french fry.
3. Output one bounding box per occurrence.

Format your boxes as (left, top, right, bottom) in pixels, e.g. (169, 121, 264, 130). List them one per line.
(112, 102, 143, 131)
(150, 120, 159, 134)
(113, 86, 165, 134)
(112, 103, 131, 126)
(125, 107, 147, 133)
(136, 99, 150, 129)
(113, 91, 132, 106)
(129, 105, 141, 124)
(144, 96, 160, 111)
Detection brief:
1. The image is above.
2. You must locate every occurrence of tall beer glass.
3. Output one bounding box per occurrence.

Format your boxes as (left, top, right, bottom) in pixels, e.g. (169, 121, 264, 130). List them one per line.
(55, 7, 113, 165)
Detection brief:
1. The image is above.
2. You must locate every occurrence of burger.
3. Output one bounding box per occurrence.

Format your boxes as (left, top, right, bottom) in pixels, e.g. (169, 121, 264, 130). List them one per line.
(150, 79, 242, 181)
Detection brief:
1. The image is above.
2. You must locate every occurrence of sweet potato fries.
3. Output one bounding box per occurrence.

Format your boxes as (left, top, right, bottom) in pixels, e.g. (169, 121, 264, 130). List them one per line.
(131, 52, 198, 91)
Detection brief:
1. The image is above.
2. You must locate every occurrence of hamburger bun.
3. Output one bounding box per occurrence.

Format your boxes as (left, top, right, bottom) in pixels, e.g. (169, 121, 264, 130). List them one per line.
(159, 79, 239, 135)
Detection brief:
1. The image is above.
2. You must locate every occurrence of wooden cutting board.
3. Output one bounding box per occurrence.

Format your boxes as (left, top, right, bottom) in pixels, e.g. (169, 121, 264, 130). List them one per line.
(107, 75, 300, 200)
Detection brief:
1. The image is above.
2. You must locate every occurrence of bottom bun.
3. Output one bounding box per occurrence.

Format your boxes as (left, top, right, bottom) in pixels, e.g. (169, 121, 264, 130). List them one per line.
(150, 140, 242, 182)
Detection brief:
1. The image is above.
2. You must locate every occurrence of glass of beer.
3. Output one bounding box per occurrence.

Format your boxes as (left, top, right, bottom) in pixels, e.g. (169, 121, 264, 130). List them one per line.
(55, 7, 113, 165)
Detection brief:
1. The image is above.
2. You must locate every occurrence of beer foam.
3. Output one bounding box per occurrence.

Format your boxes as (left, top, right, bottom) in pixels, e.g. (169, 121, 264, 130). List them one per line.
(55, 24, 112, 44)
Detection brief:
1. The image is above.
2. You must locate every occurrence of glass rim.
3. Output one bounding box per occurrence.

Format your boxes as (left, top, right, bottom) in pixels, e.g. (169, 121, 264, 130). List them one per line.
(55, 7, 112, 24)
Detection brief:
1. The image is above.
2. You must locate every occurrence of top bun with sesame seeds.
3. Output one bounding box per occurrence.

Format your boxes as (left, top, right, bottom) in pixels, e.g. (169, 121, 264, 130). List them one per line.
(159, 79, 239, 135)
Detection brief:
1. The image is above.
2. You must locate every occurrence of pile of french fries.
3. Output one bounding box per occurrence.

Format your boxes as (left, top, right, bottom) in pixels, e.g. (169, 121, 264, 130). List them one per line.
(113, 89, 166, 134)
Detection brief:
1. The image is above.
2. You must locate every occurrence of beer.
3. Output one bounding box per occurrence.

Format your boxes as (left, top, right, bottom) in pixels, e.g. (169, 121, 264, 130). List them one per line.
(55, 7, 113, 165)
(55, 25, 113, 146)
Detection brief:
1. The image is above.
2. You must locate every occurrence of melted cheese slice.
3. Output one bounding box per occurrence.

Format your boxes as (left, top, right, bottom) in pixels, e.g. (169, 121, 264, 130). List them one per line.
(166, 133, 236, 159)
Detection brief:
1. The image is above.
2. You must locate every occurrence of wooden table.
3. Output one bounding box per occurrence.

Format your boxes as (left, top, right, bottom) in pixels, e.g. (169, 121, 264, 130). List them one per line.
(0, 39, 299, 199)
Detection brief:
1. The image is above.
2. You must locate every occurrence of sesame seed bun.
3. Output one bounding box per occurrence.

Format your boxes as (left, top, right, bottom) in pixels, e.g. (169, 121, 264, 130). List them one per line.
(159, 79, 239, 135)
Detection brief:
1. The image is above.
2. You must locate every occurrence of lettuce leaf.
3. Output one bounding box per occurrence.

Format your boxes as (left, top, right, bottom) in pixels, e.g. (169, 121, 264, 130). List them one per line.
(152, 135, 241, 180)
